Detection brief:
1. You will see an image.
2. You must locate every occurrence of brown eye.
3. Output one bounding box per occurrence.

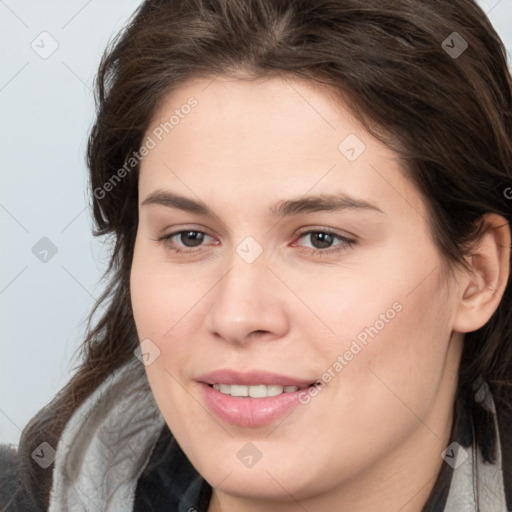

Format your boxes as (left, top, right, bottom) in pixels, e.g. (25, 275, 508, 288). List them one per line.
(177, 231, 206, 247)
(159, 230, 214, 253)
(295, 229, 356, 254)
(305, 232, 336, 249)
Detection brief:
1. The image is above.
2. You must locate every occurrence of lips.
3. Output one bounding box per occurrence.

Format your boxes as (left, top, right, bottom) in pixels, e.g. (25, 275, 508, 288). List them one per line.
(197, 369, 318, 427)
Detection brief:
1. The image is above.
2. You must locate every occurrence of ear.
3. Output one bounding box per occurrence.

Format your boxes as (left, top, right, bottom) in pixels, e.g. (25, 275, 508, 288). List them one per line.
(453, 213, 511, 333)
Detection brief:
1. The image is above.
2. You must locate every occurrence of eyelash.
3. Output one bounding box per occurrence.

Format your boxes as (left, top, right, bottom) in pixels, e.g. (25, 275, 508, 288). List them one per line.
(156, 228, 356, 256)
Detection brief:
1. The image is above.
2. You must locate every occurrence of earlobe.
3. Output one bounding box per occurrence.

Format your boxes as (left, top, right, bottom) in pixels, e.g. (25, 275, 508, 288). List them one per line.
(453, 213, 511, 334)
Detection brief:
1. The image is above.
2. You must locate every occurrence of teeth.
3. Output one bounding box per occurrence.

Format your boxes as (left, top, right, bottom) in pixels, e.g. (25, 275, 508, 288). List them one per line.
(211, 384, 300, 397)
(231, 384, 249, 397)
(219, 384, 230, 394)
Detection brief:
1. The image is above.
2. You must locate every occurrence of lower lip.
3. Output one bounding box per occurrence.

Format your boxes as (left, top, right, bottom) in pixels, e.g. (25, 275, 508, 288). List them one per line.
(200, 383, 307, 427)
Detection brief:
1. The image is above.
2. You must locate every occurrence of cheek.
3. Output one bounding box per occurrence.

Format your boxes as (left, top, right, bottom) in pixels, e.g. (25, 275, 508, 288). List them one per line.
(323, 270, 453, 429)
(129, 240, 215, 393)
(283, 262, 403, 360)
(130, 240, 202, 342)
(296, 253, 454, 416)
(129, 250, 198, 431)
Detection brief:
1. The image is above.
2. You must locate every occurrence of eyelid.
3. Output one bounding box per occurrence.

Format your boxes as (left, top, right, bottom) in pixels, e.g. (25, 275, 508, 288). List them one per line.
(294, 226, 355, 241)
(157, 224, 217, 241)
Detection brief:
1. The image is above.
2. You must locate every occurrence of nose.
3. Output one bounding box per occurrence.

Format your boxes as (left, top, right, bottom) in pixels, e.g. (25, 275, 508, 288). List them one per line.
(205, 249, 290, 346)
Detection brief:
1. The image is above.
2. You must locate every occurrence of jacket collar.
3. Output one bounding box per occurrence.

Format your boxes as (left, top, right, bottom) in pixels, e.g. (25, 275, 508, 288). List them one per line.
(48, 357, 165, 511)
(442, 378, 508, 511)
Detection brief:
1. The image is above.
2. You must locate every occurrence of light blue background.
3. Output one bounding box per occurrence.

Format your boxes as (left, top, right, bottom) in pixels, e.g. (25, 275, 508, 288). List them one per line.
(1, 0, 511, 446)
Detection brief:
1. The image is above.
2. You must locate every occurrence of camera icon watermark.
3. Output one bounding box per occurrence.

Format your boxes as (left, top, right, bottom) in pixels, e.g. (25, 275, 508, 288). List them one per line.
(236, 236, 263, 264)
(32, 237, 58, 263)
(338, 134, 366, 162)
(442, 442, 468, 469)
(236, 442, 263, 468)
(442, 32, 468, 59)
(134, 338, 161, 366)
(31, 31, 59, 60)
(31, 442, 56, 469)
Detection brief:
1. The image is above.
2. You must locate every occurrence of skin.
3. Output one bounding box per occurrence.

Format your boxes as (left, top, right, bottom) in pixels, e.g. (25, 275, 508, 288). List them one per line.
(130, 74, 510, 512)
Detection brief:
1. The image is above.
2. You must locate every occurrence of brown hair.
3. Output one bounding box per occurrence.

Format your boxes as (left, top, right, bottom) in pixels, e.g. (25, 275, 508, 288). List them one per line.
(17, 0, 512, 508)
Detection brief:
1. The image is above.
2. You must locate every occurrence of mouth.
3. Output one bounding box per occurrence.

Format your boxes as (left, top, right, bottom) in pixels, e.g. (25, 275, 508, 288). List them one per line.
(198, 369, 319, 427)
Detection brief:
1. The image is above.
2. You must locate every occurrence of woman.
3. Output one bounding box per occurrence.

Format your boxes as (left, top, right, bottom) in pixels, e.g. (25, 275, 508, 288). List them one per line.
(1, 0, 511, 510)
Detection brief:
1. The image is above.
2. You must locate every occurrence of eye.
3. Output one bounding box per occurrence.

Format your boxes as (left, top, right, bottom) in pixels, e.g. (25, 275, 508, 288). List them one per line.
(158, 230, 215, 253)
(293, 229, 356, 254)
(156, 227, 356, 256)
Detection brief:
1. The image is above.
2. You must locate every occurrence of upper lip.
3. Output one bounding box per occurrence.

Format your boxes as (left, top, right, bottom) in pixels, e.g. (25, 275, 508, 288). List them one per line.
(198, 369, 316, 388)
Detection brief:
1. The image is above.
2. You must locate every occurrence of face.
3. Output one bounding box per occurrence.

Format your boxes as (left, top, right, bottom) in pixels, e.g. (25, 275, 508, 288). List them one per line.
(130, 75, 464, 508)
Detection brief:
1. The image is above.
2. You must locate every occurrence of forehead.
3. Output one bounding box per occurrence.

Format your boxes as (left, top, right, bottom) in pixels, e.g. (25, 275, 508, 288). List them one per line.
(145, 74, 369, 165)
(139, 75, 427, 222)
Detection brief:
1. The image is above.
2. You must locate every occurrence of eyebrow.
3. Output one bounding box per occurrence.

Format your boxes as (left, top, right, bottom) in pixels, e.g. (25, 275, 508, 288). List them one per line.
(141, 189, 384, 217)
